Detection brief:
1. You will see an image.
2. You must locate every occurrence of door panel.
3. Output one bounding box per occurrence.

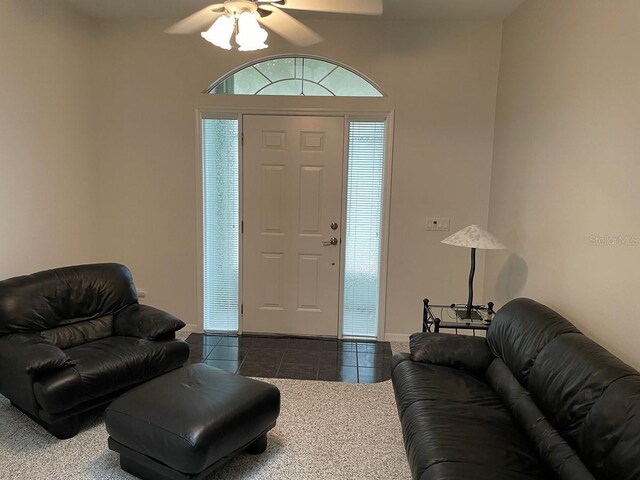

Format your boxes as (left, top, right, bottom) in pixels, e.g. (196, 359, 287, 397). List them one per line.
(260, 253, 284, 310)
(261, 165, 285, 233)
(299, 166, 323, 234)
(243, 115, 345, 336)
(298, 254, 320, 311)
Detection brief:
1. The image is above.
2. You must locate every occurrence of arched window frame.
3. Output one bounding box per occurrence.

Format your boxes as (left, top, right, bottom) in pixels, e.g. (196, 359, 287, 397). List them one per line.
(204, 54, 385, 97)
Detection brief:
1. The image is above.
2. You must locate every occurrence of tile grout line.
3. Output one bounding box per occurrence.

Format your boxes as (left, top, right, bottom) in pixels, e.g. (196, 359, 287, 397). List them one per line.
(273, 337, 290, 378)
(235, 341, 248, 374)
(356, 343, 361, 383)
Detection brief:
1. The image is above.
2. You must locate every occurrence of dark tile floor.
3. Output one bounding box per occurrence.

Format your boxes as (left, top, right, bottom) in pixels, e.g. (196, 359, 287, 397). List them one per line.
(185, 333, 393, 383)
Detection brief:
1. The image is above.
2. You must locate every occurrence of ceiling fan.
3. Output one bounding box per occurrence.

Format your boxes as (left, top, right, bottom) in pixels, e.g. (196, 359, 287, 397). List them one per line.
(165, 0, 383, 51)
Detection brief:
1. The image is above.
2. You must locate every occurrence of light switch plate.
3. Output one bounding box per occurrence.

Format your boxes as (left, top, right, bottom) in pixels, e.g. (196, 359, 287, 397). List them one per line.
(426, 217, 450, 231)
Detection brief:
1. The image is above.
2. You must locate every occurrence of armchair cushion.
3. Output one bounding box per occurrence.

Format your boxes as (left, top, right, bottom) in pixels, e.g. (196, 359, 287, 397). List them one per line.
(34, 336, 190, 415)
(0, 334, 74, 377)
(114, 304, 185, 340)
(410, 332, 494, 374)
(40, 316, 114, 350)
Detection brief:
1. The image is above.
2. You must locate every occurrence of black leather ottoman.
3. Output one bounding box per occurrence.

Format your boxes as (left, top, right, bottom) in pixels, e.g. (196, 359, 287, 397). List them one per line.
(104, 363, 281, 480)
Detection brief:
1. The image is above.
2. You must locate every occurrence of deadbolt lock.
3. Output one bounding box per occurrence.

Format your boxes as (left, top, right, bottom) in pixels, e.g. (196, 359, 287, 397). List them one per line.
(330, 222, 338, 230)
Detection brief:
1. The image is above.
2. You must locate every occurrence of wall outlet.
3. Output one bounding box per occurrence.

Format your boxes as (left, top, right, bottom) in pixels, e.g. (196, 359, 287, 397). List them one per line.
(136, 288, 147, 298)
(426, 217, 450, 231)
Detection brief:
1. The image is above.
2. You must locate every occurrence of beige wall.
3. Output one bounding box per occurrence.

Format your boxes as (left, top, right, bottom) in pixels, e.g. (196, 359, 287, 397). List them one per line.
(0, 1, 97, 280)
(485, 0, 640, 368)
(5, 0, 640, 363)
(91, 19, 503, 335)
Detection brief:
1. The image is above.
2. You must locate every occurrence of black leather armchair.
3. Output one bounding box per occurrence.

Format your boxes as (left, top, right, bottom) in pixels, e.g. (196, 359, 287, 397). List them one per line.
(0, 263, 190, 439)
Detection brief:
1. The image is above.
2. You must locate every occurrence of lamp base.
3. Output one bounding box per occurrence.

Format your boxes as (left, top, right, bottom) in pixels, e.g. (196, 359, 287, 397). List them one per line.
(454, 308, 483, 321)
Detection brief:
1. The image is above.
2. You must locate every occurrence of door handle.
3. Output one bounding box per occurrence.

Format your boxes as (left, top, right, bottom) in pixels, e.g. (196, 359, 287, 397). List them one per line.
(322, 237, 338, 246)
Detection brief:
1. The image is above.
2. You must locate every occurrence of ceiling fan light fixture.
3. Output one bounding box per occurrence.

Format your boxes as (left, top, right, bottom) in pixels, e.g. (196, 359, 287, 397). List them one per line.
(201, 14, 235, 50)
(168, 0, 383, 49)
(236, 11, 269, 51)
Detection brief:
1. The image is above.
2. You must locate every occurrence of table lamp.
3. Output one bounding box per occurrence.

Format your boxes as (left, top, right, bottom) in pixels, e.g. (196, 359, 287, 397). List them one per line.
(441, 225, 506, 320)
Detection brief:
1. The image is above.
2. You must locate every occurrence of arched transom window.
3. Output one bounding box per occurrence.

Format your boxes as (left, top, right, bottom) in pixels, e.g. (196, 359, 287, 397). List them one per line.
(206, 55, 384, 97)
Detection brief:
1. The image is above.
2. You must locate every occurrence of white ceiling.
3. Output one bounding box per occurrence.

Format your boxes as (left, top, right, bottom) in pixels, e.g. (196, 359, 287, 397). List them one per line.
(56, 0, 524, 21)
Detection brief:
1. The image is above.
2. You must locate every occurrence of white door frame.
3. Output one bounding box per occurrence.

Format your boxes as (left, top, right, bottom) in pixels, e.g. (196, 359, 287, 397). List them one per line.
(196, 106, 395, 341)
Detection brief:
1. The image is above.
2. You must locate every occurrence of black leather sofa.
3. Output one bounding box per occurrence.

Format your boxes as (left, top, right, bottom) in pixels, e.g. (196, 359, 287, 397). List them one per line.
(0, 263, 190, 439)
(392, 298, 640, 480)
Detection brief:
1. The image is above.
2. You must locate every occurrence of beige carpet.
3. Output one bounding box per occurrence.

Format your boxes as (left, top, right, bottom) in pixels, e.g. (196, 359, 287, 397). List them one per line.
(0, 376, 411, 479)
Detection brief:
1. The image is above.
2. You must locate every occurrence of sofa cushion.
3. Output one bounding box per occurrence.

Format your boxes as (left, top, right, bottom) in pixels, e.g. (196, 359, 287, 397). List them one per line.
(578, 375, 640, 480)
(392, 356, 503, 418)
(0, 263, 137, 334)
(33, 336, 189, 415)
(487, 298, 579, 387)
(409, 333, 494, 374)
(486, 358, 594, 480)
(401, 399, 550, 480)
(529, 333, 636, 445)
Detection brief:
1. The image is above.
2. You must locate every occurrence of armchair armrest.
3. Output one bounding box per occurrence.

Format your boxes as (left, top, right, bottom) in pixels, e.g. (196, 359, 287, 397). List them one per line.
(0, 334, 73, 377)
(409, 332, 494, 374)
(114, 304, 185, 340)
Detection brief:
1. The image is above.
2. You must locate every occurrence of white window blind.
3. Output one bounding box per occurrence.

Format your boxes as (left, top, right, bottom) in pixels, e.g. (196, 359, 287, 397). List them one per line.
(202, 118, 239, 332)
(342, 121, 386, 338)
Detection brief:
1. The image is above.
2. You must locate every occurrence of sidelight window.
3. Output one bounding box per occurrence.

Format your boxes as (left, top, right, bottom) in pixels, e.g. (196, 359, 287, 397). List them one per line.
(342, 121, 386, 338)
(202, 118, 240, 332)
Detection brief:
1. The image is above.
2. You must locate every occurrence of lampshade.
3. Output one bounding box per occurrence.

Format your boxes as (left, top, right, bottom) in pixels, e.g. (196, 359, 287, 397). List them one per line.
(236, 12, 268, 51)
(441, 225, 506, 250)
(201, 14, 235, 50)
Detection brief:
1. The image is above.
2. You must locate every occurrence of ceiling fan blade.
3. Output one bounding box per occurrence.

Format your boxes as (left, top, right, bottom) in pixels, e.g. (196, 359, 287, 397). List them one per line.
(164, 4, 225, 34)
(259, 7, 323, 47)
(275, 0, 383, 16)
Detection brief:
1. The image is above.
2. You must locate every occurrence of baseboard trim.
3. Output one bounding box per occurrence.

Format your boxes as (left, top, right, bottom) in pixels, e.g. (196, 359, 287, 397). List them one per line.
(180, 327, 409, 342)
(181, 324, 200, 335)
(384, 333, 410, 342)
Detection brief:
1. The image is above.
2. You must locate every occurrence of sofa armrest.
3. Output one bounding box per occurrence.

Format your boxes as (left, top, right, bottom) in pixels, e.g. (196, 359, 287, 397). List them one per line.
(409, 332, 494, 374)
(0, 333, 73, 377)
(114, 304, 185, 340)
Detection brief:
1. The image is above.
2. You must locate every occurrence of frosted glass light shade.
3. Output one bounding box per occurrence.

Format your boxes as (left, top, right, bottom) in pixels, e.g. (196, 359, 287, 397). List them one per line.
(441, 225, 506, 250)
(236, 12, 268, 51)
(201, 15, 234, 50)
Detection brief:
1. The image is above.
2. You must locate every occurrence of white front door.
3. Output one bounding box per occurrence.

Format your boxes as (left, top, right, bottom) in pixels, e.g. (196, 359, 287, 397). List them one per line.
(242, 115, 345, 336)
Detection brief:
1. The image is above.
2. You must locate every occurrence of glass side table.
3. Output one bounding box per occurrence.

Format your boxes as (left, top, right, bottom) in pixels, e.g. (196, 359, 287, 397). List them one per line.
(422, 298, 495, 335)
